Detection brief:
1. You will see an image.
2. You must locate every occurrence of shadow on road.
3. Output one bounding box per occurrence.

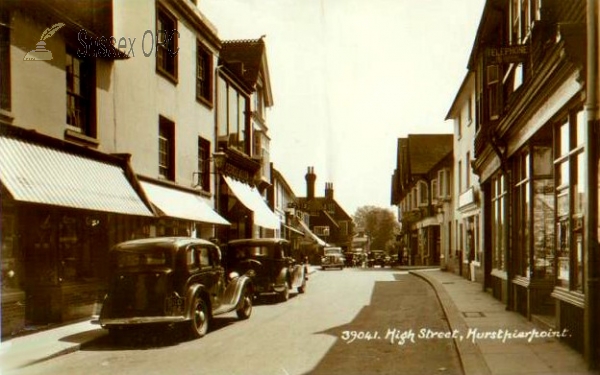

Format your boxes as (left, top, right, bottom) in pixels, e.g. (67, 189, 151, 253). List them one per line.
(79, 316, 242, 351)
(303, 273, 462, 375)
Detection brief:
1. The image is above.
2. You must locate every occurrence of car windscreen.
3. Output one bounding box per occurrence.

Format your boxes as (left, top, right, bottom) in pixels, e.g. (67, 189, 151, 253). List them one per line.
(112, 248, 171, 269)
(231, 246, 277, 259)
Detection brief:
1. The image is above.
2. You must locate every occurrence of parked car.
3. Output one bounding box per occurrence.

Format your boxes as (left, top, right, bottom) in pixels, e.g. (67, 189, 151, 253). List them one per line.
(225, 238, 307, 302)
(95, 237, 254, 339)
(321, 246, 345, 270)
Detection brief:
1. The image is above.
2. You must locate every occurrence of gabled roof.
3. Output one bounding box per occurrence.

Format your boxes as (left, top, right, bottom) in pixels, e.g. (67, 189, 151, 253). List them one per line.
(220, 37, 273, 106)
(407, 134, 453, 175)
(445, 71, 475, 120)
(296, 197, 353, 222)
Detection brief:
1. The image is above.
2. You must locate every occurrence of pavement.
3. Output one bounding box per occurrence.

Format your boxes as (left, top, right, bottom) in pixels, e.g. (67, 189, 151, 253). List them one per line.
(0, 267, 598, 375)
(411, 269, 599, 375)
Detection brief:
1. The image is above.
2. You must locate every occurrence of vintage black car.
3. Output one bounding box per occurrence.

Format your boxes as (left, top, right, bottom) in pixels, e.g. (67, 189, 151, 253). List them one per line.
(95, 237, 253, 339)
(321, 246, 345, 270)
(368, 250, 387, 268)
(225, 238, 307, 302)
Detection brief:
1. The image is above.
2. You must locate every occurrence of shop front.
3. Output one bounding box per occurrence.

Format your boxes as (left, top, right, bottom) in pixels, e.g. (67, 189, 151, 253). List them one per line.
(139, 179, 229, 240)
(221, 174, 281, 241)
(0, 129, 154, 335)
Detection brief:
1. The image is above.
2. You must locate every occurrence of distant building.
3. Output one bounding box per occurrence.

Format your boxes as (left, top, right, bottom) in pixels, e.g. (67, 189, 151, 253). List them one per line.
(391, 134, 453, 266)
(446, 72, 483, 281)
(268, 165, 325, 261)
(297, 167, 353, 261)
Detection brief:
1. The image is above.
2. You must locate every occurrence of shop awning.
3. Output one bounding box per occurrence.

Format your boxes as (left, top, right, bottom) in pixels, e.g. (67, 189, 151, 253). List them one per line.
(284, 224, 304, 236)
(140, 182, 229, 225)
(223, 176, 280, 229)
(297, 220, 328, 247)
(0, 136, 153, 216)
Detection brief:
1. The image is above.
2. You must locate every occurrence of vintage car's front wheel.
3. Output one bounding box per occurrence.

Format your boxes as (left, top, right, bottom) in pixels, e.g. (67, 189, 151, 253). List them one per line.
(188, 295, 210, 338)
(236, 288, 253, 320)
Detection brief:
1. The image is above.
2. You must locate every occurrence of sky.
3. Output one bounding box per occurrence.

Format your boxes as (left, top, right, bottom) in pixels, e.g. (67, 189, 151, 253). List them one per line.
(200, 0, 486, 217)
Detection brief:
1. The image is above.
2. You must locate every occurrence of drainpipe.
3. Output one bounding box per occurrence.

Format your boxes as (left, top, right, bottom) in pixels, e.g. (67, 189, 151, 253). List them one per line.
(585, 0, 599, 369)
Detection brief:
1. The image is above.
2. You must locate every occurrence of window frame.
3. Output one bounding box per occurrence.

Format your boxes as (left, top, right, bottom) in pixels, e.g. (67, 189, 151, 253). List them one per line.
(197, 137, 211, 192)
(417, 180, 428, 207)
(156, 5, 178, 83)
(196, 41, 213, 106)
(553, 108, 585, 292)
(66, 49, 96, 139)
(158, 116, 176, 181)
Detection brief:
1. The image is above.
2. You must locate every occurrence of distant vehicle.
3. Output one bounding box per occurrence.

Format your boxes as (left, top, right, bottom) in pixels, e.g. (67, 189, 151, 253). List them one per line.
(95, 237, 254, 340)
(321, 246, 345, 270)
(368, 250, 387, 268)
(226, 238, 307, 302)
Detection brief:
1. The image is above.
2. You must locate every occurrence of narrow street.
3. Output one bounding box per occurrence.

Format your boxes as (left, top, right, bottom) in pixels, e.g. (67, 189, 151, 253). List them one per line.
(10, 268, 461, 375)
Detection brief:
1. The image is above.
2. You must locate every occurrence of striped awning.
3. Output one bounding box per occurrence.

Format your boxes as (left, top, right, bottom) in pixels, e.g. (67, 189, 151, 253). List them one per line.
(0, 136, 153, 216)
(223, 176, 280, 229)
(140, 181, 229, 225)
(297, 220, 328, 247)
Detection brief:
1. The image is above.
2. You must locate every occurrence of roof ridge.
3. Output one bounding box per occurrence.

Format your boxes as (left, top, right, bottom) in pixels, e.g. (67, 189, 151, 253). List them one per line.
(222, 38, 263, 45)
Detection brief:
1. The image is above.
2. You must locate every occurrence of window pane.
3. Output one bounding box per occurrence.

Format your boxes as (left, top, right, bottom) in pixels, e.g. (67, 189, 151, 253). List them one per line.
(557, 161, 569, 187)
(556, 219, 569, 288)
(576, 109, 585, 146)
(533, 179, 554, 279)
(559, 121, 569, 156)
(574, 153, 584, 215)
(575, 228, 583, 292)
(533, 146, 552, 177)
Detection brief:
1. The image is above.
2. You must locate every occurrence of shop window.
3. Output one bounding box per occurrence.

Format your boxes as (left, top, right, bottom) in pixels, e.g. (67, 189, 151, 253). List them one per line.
(532, 146, 554, 279)
(514, 150, 531, 277)
(554, 108, 585, 291)
(491, 173, 507, 270)
(59, 214, 105, 282)
(1, 213, 18, 289)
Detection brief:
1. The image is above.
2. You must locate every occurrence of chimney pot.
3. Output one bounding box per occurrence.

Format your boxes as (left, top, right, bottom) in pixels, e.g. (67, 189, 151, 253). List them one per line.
(305, 166, 316, 200)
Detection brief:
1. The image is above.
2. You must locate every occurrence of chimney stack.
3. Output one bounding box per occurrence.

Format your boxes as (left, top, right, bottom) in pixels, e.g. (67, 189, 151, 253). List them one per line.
(305, 166, 316, 199)
(325, 182, 334, 200)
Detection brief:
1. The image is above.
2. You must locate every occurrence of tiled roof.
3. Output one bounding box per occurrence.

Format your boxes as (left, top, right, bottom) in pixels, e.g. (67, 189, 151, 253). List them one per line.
(407, 134, 453, 175)
(220, 38, 265, 87)
(296, 197, 353, 221)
